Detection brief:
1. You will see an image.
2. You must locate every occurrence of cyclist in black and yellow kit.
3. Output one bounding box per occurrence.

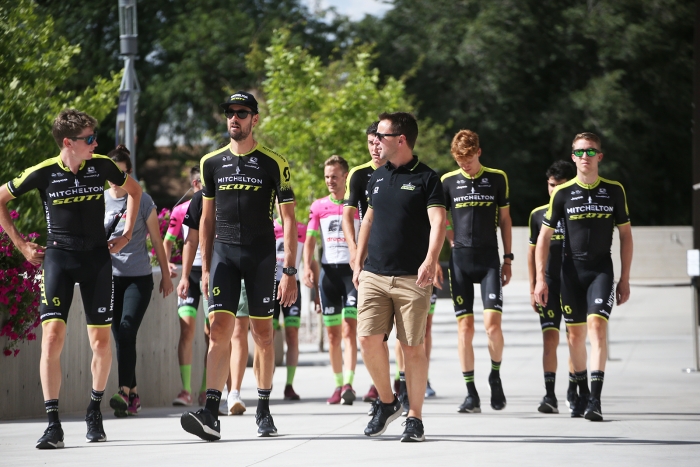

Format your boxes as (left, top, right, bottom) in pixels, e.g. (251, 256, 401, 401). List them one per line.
(527, 160, 576, 414)
(0, 109, 142, 449)
(180, 91, 298, 441)
(441, 129, 512, 414)
(535, 132, 633, 422)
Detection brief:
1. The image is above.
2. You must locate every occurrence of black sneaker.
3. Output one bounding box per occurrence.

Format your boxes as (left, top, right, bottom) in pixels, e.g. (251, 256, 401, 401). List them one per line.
(566, 386, 577, 411)
(36, 422, 64, 449)
(180, 409, 221, 441)
(367, 399, 380, 417)
(457, 394, 481, 413)
(364, 395, 401, 436)
(538, 395, 559, 414)
(399, 391, 410, 417)
(400, 417, 425, 442)
(571, 394, 587, 418)
(256, 412, 279, 437)
(489, 377, 507, 410)
(584, 396, 603, 421)
(85, 410, 107, 443)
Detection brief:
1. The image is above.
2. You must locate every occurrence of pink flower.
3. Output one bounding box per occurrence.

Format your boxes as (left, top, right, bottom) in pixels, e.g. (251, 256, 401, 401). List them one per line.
(27, 333, 36, 341)
(2, 349, 11, 356)
(13, 349, 19, 356)
(9, 332, 19, 340)
(9, 210, 19, 220)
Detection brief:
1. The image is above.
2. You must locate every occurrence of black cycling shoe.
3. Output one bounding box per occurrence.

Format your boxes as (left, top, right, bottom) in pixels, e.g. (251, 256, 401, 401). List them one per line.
(256, 412, 279, 437)
(364, 395, 401, 436)
(85, 410, 107, 443)
(400, 417, 425, 442)
(399, 391, 410, 417)
(571, 394, 587, 418)
(181, 409, 221, 441)
(36, 422, 64, 449)
(584, 396, 604, 421)
(538, 395, 559, 414)
(489, 377, 507, 410)
(457, 394, 481, 413)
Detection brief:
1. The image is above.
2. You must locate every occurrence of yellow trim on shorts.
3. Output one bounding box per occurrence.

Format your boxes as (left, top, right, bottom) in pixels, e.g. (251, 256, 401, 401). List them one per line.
(587, 314, 608, 322)
(456, 313, 473, 320)
(250, 315, 273, 320)
(208, 309, 235, 317)
(484, 308, 502, 314)
(542, 327, 559, 333)
(566, 322, 587, 327)
(87, 324, 112, 328)
(42, 318, 66, 325)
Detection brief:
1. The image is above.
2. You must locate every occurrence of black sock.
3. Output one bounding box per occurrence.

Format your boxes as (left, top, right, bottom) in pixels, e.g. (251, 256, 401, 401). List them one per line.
(398, 371, 407, 397)
(204, 389, 222, 420)
(490, 360, 501, 381)
(544, 372, 556, 397)
(87, 389, 104, 412)
(568, 372, 577, 394)
(590, 371, 605, 399)
(45, 399, 59, 425)
(257, 388, 271, 414)
(575, 370, 590, 396)
(462, 371, 478, 398)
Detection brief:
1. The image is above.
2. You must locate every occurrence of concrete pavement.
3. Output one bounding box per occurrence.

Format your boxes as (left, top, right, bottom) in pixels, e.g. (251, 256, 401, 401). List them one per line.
(2, 281, 699, 466)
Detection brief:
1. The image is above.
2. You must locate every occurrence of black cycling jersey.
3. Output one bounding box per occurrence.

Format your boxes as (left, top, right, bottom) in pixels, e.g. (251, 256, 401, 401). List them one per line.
(183, 190, 203, 231)
(543, 176, 629, 263)
(200, 143, 294, 245)
(344, 160, 377, 221)
(7, 155, 128, 250)
(529, 204, 565, 281)
(441, 166, 509, 250)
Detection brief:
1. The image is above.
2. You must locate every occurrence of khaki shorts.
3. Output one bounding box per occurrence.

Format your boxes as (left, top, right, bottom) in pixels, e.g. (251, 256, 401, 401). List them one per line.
(357, 270, 432, 346)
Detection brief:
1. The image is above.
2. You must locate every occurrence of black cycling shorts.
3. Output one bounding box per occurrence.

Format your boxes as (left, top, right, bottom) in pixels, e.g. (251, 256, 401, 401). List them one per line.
(208, 241, 276, 319)
(560, 256, 615, 325)
(177, 267, 203, 318)
(273, 280, 302, 328)
(319, 263, 358, 327)
(448, 247, 503, 319)
(40, 248, 114, 327)
(538, 274, 563, 331)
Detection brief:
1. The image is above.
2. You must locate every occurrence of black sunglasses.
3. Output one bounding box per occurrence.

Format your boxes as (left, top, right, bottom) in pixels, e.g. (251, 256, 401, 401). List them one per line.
(70, 134, 97, 145)
(224, 109, 254, 119)
(375, 132, 401, 141)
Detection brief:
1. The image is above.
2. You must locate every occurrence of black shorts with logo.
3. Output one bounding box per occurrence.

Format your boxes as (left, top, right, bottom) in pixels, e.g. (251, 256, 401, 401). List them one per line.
(40, 248, 114, 327)
(538, 274, 563, 331)
(320, 263, 358, 326)
(448, 247, 503, 319)
(273, 280, 302, 328)
(560, 256, 615, 325)
(208, 241, 276, 319)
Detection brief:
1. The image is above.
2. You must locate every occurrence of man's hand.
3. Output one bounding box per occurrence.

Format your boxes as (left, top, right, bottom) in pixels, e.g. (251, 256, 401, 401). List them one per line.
(160, 275, 174, 298)
(534, 280, 548, 308)
(416, 260, 435, 288)
(108, 235, 131, 254)
(302, 265, 315, 289)
(20, 241, 45, 266)
(352, 264, 363, 290)
(616, 278, 630, 305)
(277, 274, 298, 308)
(530, 293, 539, 313)
(501, 263, 512, 286)
(201, 270, 210, 299)
(177, 276, 190, 299)
(168, 262, 178, 278)
(433, 263, 444, 290)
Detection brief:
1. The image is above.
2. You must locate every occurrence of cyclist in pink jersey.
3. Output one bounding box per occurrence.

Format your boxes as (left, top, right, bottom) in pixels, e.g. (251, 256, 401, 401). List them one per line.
(303, 156, 360, 405)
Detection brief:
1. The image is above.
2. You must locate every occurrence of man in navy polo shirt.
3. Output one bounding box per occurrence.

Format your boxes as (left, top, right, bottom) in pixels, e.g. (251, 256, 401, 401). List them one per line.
(352, 112, 446, 442)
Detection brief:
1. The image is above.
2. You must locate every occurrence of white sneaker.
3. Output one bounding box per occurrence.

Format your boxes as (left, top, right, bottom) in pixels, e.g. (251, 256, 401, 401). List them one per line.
(228, 390, 246, 415)
(218, 385, 229, 416)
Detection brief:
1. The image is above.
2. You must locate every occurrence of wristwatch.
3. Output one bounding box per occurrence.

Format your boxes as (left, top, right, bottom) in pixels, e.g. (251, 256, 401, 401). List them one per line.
(503, 253, 514, 261)
(282, 267, 297, 276)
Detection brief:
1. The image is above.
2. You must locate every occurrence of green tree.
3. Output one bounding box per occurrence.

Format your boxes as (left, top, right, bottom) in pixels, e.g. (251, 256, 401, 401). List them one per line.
(0, 0, 121, 234)
(255, 29, 447, 219)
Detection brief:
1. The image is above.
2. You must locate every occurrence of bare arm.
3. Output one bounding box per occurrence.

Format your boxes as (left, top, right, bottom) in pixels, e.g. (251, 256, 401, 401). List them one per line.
(199, 197, 215, 298)
(162, 238, 178, 278)
(352, 208, 373, 288)
(277, 202, 298, 307)
(527, 245, 538, 312)
(109, 176, 142, 254)
(533, 227, 554, 306)
(499, 206, 513, 286)
(178, 228, 199, 299)
(342, 206, 358, 268)
(145, 208, 174, 298)
(302, 234, 317, 289)
(0, 185, 44, 265)
(416, 206, 446, 288)
(616, 223, 633, 305)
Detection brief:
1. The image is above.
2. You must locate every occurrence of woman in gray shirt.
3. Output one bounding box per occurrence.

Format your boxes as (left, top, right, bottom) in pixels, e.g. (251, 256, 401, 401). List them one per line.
(104, 145, 173, 417)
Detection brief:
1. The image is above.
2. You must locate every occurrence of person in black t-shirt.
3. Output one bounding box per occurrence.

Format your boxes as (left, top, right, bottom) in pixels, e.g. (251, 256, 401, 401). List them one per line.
(352, 112, 445, 443)
(534, 132, 633, 422)
(0, 109, 142, 449)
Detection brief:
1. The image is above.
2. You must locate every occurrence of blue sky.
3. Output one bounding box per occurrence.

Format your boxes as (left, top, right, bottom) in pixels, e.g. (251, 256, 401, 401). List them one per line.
(302, 0, 392, 20)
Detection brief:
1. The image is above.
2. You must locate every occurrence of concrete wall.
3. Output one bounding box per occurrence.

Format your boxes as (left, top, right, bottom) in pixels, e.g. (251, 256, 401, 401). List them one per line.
(0, 226, 692, 420)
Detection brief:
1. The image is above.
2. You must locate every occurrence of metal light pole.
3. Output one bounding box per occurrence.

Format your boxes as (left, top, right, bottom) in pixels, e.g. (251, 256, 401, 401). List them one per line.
(116, 0, 141, 180)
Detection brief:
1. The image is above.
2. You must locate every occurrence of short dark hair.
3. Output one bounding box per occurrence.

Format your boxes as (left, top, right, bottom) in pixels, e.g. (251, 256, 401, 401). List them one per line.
(572, 132, 602, 151)
(366, 121, 379, 136)
(52, 109, 98, 149)
(378, 112, 418, 149)
(107, 145, 132, 173)
(546, 160, 576, 181)
(324, 155, 349, 173)
(190, 166, 201, 183)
